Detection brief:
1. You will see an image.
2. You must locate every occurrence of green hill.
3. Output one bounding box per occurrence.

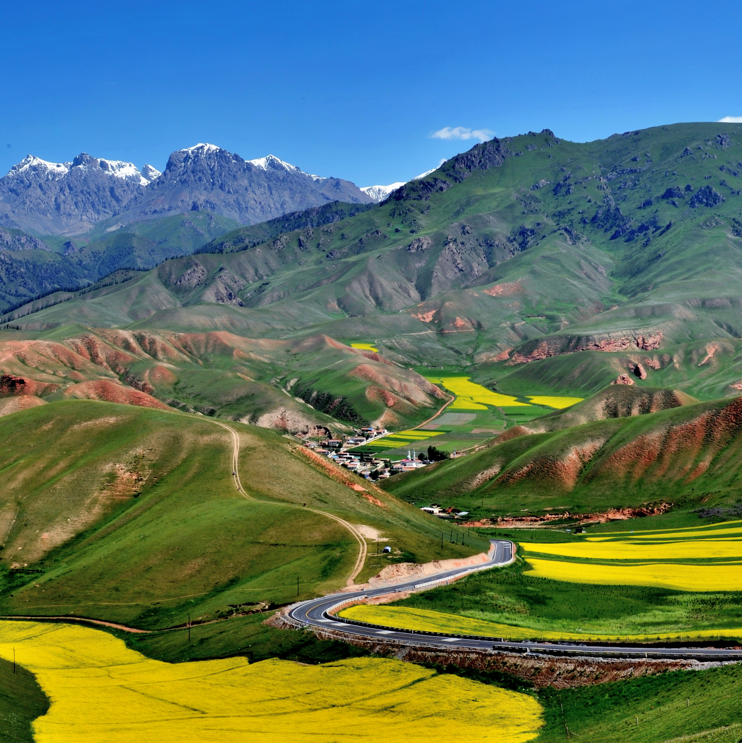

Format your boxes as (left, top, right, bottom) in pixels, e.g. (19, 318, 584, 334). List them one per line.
(0, 212, 240, 314)
(385, 391, 742, 520)
(0, 400, 483, 629)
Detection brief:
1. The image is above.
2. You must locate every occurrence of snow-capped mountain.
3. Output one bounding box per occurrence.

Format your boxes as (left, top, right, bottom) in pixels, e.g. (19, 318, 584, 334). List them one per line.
(0, 153, 162, 235)
(361, 182, 406, 202)
(0, 144, 371, 235)
(6, 154, 160, 187)
(361, 167, 439, 203)
(122, 144, 372, 226)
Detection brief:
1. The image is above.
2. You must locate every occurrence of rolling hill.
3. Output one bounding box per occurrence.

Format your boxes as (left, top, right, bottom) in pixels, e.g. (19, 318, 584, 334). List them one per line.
(385, 387, 742, 519)
(0, 328, 444, 431)
(0, 400, 483, 629)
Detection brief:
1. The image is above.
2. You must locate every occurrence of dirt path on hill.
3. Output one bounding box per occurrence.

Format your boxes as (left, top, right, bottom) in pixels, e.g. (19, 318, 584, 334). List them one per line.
(209, 419, 367, 584)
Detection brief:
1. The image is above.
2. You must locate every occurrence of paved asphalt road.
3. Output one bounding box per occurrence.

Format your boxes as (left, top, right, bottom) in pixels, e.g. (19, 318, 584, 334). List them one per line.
(289, 540, 742, 661)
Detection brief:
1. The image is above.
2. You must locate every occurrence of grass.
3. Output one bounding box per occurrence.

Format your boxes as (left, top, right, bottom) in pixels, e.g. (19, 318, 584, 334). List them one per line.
(0, 654, 49, 743)
(0, 400, 488, 630)
(385, 393, 742, 522)
(536, 664, 742, 743)
(351, 559, 742, 641)
(0, 620, 543, 743)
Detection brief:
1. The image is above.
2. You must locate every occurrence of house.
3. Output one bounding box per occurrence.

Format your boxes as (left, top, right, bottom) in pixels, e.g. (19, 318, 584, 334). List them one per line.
(420, 504, 443, 514)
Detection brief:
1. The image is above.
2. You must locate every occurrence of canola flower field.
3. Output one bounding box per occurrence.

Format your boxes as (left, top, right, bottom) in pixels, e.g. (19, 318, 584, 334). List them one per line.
(350, 342, 379, 352)
(524, 558, 742, 593)
(522, 519, 742, 592)
(340, 602, 742, 643)
(363, 429, 445, 450)
(0, 620, 543, 743)
(340, 520, 742, 643)
(526, 395, 584, 409)
(424, 376, 583, 411)
(425, 376, 529, 409)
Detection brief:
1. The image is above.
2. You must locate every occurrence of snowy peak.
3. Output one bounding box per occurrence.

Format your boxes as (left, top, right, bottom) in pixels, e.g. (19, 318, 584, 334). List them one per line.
(361, 166, 439, 203)
(140, 164, 161, 184)
(179, 143, 225, 157)
(361, 182, 405, 202)
(7, 155, 71, 180)
(6, 153, 156, 186)
(249, 154, 300, 173)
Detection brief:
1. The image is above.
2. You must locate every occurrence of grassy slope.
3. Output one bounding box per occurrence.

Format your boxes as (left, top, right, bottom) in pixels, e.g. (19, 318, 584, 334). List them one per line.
(0, 400, 486, 629)
(537, 664, 742, 743)
(0, 212, 240, 314)
(0, 328, 445, 430)
(385, 394, 742, 519)
(0, 656, 49, 743)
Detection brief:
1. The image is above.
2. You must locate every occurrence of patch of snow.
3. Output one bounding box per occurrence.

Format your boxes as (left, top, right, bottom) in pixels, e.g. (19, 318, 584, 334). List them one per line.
(140, 164, 161, 185)
(6, 155, 70, 179)
(97, 159, 141, 181)
(359, 165, 439, 202)
(361, 182, 406, 202)
(180, 143, 223, 155)
(248, 154, 323, 180)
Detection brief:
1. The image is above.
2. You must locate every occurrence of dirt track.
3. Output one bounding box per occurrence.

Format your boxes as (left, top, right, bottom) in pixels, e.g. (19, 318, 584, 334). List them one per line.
(210, 419, 367, 584)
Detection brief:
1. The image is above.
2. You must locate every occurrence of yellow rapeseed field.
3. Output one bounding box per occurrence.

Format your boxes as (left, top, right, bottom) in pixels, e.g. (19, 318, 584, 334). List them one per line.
(426, 376, 530, 409)
(0, 620, 543, 743)
(521, 539, 742, 561)
(342, 604, 574, 640)
(340, 604, 742, 644)
(350, 342, 379, 352)
(525, 557, 742, 592)
(586, 521, 742, 542)
(526, 395, 583, 409)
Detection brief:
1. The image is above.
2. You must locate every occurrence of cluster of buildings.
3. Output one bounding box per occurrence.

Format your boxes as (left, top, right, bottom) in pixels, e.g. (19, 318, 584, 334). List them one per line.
(302, 426, 434, 480)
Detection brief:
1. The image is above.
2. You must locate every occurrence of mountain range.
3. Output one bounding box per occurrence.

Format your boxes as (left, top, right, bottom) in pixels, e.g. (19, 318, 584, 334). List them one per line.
(0, 143, 414, 310)
(0, 144, 376, 236)
(3, 121, 742, 427)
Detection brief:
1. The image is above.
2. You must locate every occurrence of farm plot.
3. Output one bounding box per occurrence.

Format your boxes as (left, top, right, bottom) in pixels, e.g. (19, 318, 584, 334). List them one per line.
(350, 342, 379, 352)
(340, 519, 742, 643)
(522, 519, 742, 592)
(358, 375, 583, 457)
(0, 621, 543, 743)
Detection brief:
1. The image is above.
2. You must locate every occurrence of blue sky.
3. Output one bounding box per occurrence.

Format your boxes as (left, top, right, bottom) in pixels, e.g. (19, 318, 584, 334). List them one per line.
(2, 0, 740, 186)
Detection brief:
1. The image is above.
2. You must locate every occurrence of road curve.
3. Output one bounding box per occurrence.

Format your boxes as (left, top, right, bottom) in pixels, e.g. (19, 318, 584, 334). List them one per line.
(289, 539, 742, 661)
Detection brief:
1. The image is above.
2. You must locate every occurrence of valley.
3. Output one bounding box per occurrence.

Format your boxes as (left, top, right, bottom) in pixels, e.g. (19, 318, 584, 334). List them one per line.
(3, 121, 742, 742)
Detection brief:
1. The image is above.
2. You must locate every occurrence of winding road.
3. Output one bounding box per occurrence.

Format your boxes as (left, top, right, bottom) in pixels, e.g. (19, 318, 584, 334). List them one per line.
(289, 539, 742, 662)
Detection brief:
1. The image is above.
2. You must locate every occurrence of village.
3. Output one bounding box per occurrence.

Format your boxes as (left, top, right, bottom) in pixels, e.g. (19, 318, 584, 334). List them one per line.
(302, 426, 470, 520)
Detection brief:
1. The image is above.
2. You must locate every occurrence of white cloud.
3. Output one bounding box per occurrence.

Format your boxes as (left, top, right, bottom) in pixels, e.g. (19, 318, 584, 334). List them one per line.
(430, 126, 494, 142)
(718, 116, 742, 123)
